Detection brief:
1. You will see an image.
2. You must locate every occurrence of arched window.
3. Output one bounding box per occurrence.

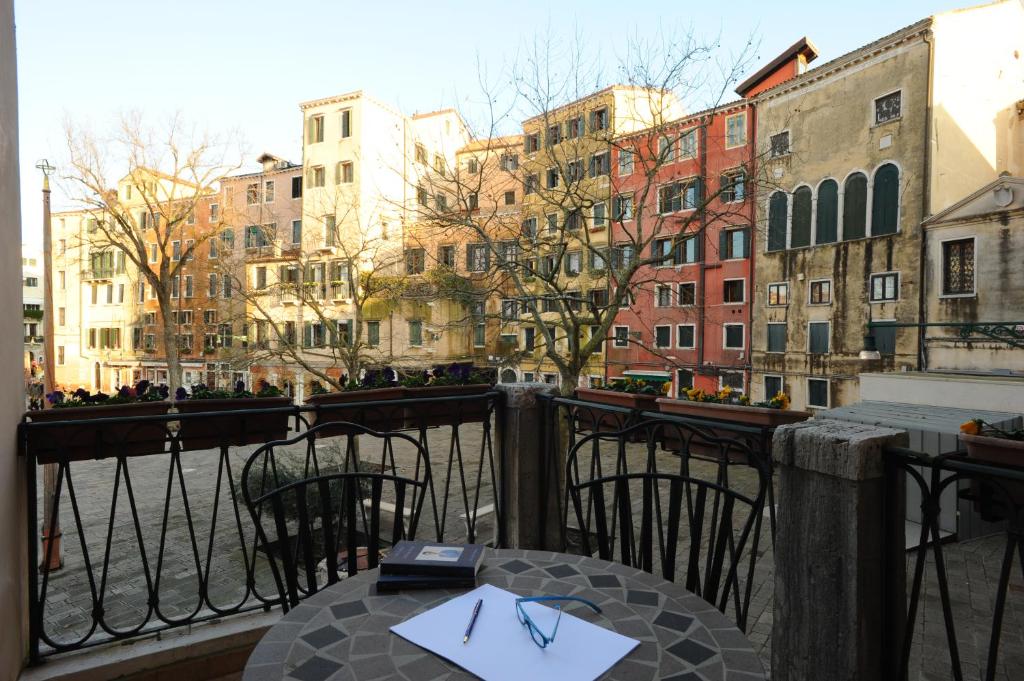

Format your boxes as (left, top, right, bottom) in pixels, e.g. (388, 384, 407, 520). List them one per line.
(791, 186, 812, 248)
(843, 173, 868, 240)
(816, 180, 838, 244)
(767, 192, 787, 252)
(872, 164, 899, 235)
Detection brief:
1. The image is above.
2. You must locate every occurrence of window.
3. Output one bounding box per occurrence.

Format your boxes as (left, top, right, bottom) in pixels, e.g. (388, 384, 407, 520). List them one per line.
(816, 180, 839, 244)
(942, 238, 975, 295)
(618, 150, 634, 176)
(590, 107, 608, 131)
(524, 133, 540, 154)
(223, 276, 232, 299)
(652, 238, 675, 266)
(324, 215, 336, 247)
(184, 276, 193, 299)
(255, 266, 267, 290)
(721, 228, 749, 259)
(340, 109, 352, 138)
(655, 285, 672, 307)
(414, 143, 427, 164)
(337, 161, 354, 184)
(144, 334, 155, 351)
(464, 157, 480, 175)
(291, 176, 302, 198)
(770, 131, 790, 157)
(186, 209, 195, 225)
(589, 288, 609, 308)
(474, 320, 485, 347)
(504, 190, 516, 206)
(720, 169, 746, 203)
(546, 167, 559, 189)
(870, 272, 899, 302)
(791, 186, 812, 248)
(808, 322, 830, 354)
(405, 248, 426, 275)
(872, 164, 899, 235)
(767, 192, 788, 252)
(612, 244, 636, 269)
(589, 152, 610, 178)
(172, 240, 181, 261)
(589, 249, 608, 272)
(366, 320, 380, 346)
(724, 323, 744, 349)
(874, 91, 901, 124)
(170, 276, 179, 299)
(679, 129, 697, 159)
(565, 251, 582, 276)
(436, 194, 448, 211)
(524, 327, 536, 351)
(409, 320, 423, 346)
(767, 323, 787, 353)
(433, 154, 445, 174)
(874, 326, 897, 356)
(658, 179, 700, 213)
(809, 279, 832, 305)
(721, 371, 744, 393)
(308, 165, 325, 187)
(612, 194, 633, 221)
(519, 218, 537, 242)
(592, 202, 606, 228)
(184, 240, 194, 262)
(659, 136, 676, 162)
(677, 369, 694, 393)
(308, 114, 324, 143)
(524, 174, 538, 195)
(566, 159, 584, 182)
(678, 282, 696, 306)
(264, 180, 275, 203)
(807, 378, 829, 408)
(723, 279, 745, 303)
(613, 326, 629, 348)
(204, 309, 217, 324)
(765, 375, 784, 399)
(546, 213, 558, 234)
(439, 245, 456, 268)
(679, 236, 699, 264)
(566, 115, 584, 139)
(219, 323, 233, 348)
(565, 209, 583, 231)
(144, 312, 156, 326)
(417, 186, 429, 206)
(725, 112, 746, 148)
(654, 325, 671, 348)
(840, 172, 869, 241)
(500, 298, 518, 321)
(768, 282, 789, 306)
(677, 324, 695, 349)
(466, 244, 489, 272)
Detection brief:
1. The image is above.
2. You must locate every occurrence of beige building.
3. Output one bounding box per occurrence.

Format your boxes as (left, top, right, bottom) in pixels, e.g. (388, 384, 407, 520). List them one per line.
(749, 0, 1024, 411)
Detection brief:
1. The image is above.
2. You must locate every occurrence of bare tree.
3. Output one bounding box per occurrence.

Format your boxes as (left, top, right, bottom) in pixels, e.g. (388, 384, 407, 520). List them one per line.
(62, 113, 242, 390)
(408, 29, 764, 395)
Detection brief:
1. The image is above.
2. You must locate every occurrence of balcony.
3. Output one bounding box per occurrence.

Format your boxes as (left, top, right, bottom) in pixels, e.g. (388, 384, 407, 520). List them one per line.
(23, 335, 43, 343)
(82, 267, 116, 281)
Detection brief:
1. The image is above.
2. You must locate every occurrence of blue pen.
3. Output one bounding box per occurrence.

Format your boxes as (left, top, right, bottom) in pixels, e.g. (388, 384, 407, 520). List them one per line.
(463, 598, 483, 644)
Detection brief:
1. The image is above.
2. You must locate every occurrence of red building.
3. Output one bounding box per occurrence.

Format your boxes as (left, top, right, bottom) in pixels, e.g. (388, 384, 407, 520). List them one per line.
(606, 101, 755, 396)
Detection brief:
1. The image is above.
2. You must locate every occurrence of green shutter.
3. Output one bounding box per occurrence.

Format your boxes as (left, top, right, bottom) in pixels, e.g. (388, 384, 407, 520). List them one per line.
(871, 164, 899, 235)
(719, 229, 728, 260)
(816, 180, 839, 244)
(843, 174, 867, 240)
(791, 187, 812, 248)
(768, 193, 787, 251)
(741, 228, 751, 258)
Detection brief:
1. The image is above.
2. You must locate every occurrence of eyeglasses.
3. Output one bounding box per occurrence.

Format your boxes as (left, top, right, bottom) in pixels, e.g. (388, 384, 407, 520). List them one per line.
(514, 596, 602, 649)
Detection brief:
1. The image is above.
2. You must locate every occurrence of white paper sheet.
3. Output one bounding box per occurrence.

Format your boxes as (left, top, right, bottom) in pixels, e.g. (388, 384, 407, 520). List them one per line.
(390, 583, 639, 681)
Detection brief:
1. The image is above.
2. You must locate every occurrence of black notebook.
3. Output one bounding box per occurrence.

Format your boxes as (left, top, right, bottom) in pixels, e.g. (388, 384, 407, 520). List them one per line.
(375, 572, 478, 593)
(379, 541, 484, 578)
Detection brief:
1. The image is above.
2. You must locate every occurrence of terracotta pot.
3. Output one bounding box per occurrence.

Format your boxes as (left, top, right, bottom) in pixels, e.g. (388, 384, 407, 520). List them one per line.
(656, 398, 811, 459)
(574, 387, 661, 440)
(306, 387, 406, 436)
(959, 433, 1024, 521)
(25, 402, 171, 464)
(175, 397, 293, 451)
(403, 384, 492, 429)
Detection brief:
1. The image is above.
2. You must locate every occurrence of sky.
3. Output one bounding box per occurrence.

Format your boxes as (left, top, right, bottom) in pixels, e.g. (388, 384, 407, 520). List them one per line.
(13, 0, 970, 251)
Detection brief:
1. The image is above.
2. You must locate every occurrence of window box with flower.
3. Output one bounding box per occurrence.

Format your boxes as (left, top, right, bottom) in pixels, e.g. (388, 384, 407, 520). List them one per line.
(305, 368, 406, 436)
(657, 387, 810, 427)
(401, 363, 493, 429)
(958, 419, 1024, 521)
(173, 380, 293, 451)
(26, 382, 172, 462)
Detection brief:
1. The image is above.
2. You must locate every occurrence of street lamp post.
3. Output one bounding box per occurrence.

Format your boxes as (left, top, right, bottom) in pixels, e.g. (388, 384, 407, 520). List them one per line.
(35, 158, 62, 571)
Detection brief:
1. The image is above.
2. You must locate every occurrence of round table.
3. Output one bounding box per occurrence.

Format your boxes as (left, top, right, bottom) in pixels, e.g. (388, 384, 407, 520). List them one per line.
(243, 549, 766, 681)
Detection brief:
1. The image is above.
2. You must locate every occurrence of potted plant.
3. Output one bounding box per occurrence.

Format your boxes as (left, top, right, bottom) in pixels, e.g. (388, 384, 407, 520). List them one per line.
(25, 381, 171, 463)
(959, 419, 1024, 521)
(401, 363, 492, 429)
(174, 380, 293, 451)
(575, 378, 670, 439)
(305, 368, 406, 436)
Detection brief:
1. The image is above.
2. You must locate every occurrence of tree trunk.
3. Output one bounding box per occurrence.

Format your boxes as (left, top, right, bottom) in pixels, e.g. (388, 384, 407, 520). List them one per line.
(156, 290, 183, 391)
(558, 369, 579, 397)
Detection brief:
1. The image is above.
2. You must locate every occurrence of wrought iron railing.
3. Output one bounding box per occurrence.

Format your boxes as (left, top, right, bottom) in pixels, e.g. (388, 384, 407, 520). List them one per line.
(884, 447, 1024, 681)
(21, 391, 503, 661)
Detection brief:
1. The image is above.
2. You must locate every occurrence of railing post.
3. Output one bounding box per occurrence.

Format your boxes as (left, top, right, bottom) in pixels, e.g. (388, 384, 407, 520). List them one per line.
(494, 383, 559, 550)
(771, 419, 908, 681)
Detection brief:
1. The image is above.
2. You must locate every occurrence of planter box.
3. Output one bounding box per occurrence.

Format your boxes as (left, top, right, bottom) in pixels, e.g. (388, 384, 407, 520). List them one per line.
(306, 388, 406, 437)
(959, 433, 1024, 521)
(574, 387, 661, 439)
(175, 397, 293, 451)
(656, 398, 811, 458)
(25, 402, 170, 464)
(403, 384, 492, 429)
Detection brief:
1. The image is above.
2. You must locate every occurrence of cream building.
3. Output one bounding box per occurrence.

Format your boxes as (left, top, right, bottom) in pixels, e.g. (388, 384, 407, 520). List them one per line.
(22, 247, 43, 371)
(749, 0, 1024, 411)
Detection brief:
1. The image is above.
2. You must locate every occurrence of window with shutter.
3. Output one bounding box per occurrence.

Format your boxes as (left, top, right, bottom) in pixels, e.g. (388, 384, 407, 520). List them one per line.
(843, 173, 868, 240)
(808, 322, 830, 354)
(816, 180, 839, 244)
(871, 164, 899, 235)
(791, 186, 812, 248)
(767, 324, 787, 353)
(768, 192, 787, 251)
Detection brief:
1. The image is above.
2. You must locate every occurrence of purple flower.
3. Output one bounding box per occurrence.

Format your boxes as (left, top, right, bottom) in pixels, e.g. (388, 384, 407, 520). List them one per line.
(235, 380, 246, 393)
(175, 387, 188, 400)
(46, 391, 64, 405)
(92, 391, 109, 403)
(382, 367, 395, 382)
(118, 385, 132, 398)
(157, 384, 169, 399)
(73, 388, 90, 400)
(135, 380, 151, 396)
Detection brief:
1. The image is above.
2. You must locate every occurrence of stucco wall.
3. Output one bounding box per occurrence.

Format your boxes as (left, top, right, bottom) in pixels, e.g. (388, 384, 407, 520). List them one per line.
(0, 0, 27, 674)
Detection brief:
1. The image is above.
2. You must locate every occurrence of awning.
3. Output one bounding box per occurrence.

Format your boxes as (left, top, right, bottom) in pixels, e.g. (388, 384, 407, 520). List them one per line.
(621, 370, 672, 381)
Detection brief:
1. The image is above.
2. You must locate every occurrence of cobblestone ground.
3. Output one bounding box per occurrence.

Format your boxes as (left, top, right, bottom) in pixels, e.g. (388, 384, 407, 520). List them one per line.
(34, 424, 1022, 679)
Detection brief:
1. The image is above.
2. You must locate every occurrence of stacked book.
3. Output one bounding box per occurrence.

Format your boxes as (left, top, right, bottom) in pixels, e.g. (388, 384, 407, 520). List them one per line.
(376, 541, 485, 593)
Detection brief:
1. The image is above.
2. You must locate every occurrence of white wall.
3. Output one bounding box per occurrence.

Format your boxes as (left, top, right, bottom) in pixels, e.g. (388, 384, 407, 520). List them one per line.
(0, 0, 27, 674)
(860, 371, 1024, 415)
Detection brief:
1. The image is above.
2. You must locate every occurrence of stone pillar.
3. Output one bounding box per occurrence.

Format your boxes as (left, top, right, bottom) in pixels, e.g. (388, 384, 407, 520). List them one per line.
(494, 383, 559, 550)
(771, 419, 908, 681)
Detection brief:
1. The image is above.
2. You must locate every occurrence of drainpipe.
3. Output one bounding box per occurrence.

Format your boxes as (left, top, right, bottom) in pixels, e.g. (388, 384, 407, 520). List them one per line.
(697, 116, 709, 383)
(917, 30, 935, 373)
(746, 103, 756, 395)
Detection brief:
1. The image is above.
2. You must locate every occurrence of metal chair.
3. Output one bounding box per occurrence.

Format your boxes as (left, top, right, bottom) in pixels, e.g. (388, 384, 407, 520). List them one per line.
(241, 421, 430, 610)
(564, 421, 768, 631)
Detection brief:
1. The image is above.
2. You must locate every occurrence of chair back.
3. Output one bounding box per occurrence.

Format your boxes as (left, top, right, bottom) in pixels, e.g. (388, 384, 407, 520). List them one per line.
(565, 420, 767, 631)
(242, 421, 430, 609)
